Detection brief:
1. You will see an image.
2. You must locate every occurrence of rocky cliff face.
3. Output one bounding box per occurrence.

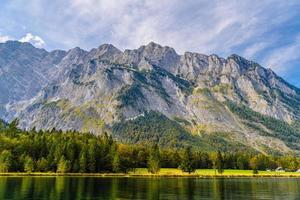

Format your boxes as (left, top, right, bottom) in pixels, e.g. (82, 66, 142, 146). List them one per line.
(0, 41, 66, 118)
(1, 41, 300, 154)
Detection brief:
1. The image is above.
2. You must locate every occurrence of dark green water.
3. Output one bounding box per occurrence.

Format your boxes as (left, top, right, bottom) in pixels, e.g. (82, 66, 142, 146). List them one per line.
(0, 177, 300, 200)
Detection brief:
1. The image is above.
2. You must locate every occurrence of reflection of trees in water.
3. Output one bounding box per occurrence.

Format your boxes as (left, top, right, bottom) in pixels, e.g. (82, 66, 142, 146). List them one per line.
(0, 177, 7, 199)
(147, 178, 161, 199)
(186, 179, 195, 199)
(110, 177, 119, 199)
(55, 177, 66, 198)
(75, 177, 85, 199)
(143, 178, 197, 199)
(20, 177, 32, 197)
(1, 177, 300, 199)
(212, 179, 222, 199)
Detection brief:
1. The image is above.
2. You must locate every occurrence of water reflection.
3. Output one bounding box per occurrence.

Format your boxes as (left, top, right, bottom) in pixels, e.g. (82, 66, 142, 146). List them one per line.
(0, 177, 299, 199)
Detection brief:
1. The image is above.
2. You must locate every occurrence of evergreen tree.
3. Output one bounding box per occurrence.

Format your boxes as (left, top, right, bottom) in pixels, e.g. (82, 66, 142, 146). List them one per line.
(24, 156, 34, 173)
(250, 156, 259, 174)
(36, 157, 48, 172)
(66, 141, 77, 167)
(237, 154, 249, 170)
(209, 152, 218, 175)
(88, 140, 96, 172)
(117, 144, 134, 173)
(0, 119, 6, 130)
(53, 143, 64, 166)
(0, 150, 13, 172)
(216, 151, 224, 174)
(72, 159, 80, 173)
(79, 146, 88, 173)
(180, 146, 195, 174)
(147, 144, 160, 174)
(2, 119, 300, 174)
(57, 157, 71, 173)
(112, 153, 120, 173)
(7, 119, 19, 136)
(137, 149, 148, 168)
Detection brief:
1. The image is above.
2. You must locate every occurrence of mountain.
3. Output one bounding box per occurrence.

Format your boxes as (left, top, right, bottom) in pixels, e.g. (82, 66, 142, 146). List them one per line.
(1, 41, 300, 154)
(0, 41, 66, 119)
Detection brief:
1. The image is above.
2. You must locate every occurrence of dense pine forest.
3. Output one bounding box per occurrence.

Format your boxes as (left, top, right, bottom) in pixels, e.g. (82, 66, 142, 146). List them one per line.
(1, 119, 300, 174)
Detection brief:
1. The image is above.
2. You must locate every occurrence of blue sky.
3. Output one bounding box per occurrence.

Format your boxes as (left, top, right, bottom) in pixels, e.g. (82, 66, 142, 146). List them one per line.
(0, 0, 299, 87)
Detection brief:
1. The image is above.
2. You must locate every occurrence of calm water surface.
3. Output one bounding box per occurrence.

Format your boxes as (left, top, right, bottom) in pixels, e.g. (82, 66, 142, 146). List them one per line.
(0, 177, 300, 199)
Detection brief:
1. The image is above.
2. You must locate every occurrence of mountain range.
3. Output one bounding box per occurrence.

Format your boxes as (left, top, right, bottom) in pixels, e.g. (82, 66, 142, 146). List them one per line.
(0, 40, 300, 154)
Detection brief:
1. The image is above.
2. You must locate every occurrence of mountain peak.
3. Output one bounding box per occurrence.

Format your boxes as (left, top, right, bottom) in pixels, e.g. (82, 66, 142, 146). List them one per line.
(65, 47, 87, 58)
(145, 41, 163, 48)
(68, 47, 86, 53)
(87, 43, 121, 60)
(143, 42, 176, 52)
(0, 40, 47, 54)
(226, 54, 258, 73)
(1, 40, 30, 46)
(228, 54, 248, 62)
(96, 43, 122, 55)
(98, 43, 120, 51)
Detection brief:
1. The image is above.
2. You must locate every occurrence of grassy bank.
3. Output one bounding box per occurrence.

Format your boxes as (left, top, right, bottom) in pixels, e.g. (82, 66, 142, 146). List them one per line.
(1, 169, 300, 177)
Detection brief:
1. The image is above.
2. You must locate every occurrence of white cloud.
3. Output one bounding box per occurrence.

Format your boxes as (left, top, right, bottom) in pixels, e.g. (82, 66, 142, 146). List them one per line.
(19, 33, 45, 48)
(56, 0, 298, 55)
(2, 1, 300, 69)
(263, 36, 300, 73)
(0, 34, 13, 43)
(243, 42, 268, 58)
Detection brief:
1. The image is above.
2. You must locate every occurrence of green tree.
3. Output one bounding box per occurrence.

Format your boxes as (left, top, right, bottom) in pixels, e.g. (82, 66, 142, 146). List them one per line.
(117, 144, 134, 173)
(236, 154, 249, 170)
(0, 150, 13, 172)
(53, 143, 64, 165)
(216, 151, 224, 174)
(0, 119, 6, 130)
(253, 168, 259, 174)
(79, 146, 88, 173)
(36, 157, 48, 172)
(7, 119, 20, 136)
(65, 141, 77, 166)
(278, 156, 298, 171)
(209, 152, 218, 175)
(24, 156, 34, 173)
(88, 140, 96, 172)
(57, 157, 71, 173)
(147, 144, 160, 174)
(250, 154, 274, 171)
(112, 153, 120, 173)
(180, 146, 195, 174)
(250, 156, 259, 174)
(72, 159, 80, 173)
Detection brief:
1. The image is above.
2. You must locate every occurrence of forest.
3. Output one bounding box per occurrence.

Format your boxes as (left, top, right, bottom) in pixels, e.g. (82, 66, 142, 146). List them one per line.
(1, 119, 300, 174)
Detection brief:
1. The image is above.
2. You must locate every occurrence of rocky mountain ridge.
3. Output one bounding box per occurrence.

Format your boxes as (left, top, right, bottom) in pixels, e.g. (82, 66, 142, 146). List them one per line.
(0, 41, 299, 154)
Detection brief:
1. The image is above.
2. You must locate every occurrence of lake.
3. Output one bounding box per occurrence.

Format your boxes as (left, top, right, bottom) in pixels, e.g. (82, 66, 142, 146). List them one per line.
(0, 177, 300, 199)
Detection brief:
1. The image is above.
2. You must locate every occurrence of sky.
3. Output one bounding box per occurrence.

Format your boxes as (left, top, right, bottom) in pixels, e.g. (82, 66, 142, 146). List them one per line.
(0, 0, 299, 87)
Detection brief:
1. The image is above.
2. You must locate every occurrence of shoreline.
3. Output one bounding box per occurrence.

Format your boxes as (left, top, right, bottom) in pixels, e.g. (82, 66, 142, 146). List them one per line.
(1, 172, 300, 178)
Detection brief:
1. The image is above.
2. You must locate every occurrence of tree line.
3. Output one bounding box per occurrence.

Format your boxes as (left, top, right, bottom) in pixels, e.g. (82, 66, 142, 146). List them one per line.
(1, 120, 300, 174)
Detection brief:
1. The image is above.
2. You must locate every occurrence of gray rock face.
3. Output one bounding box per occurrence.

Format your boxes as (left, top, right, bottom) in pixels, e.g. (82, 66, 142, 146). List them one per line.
(0, 41, 66, 118)
(1, 41, 300, 153)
